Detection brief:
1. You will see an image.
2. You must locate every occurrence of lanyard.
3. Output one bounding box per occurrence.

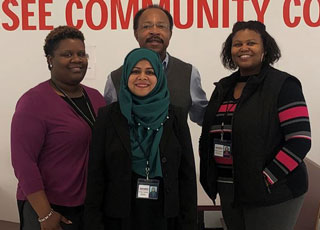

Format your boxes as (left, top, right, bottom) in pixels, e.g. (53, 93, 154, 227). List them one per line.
(220, 89, 237, 141)
(131, 124, 157, 180)
(51, 80, 96, 128)
(221, 103, 235, 141)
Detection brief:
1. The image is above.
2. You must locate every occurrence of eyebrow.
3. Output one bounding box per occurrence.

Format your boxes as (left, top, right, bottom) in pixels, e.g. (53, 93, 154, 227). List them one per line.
(60, 49, 85, 52)
(233, 39, 258, 43)
(142, 20, 166, 24)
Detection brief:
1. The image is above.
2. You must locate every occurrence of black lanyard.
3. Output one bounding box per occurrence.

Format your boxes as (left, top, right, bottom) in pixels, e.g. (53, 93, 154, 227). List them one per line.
(220, 87, 237, 141)
(131, 124, 157, 179)
(51, 80, 96, 128)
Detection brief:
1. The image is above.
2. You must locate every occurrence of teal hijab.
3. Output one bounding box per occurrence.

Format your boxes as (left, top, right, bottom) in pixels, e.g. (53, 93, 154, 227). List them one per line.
(119, 48, 170, 178)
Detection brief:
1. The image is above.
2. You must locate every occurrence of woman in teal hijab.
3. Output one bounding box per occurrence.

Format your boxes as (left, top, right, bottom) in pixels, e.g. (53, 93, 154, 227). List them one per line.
(119, 48, 170, 179)
(84, 48, 197, 230)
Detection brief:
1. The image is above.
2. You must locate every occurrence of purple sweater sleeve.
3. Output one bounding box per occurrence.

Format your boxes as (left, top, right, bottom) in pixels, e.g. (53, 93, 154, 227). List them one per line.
(11, 94, 46, 196)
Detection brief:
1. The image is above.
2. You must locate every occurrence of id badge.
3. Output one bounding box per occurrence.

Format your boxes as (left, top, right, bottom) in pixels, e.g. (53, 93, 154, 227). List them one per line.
(136, 178, 160, 200)
(213, 139, 232, 158)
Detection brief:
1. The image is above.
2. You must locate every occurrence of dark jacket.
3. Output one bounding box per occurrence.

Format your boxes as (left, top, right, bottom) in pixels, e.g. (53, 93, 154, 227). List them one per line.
(200, 65, 308, 207)
(84, 103, 197, 230)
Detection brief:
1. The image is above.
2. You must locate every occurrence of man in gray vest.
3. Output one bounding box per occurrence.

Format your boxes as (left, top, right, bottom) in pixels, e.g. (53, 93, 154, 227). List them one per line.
(104, 4, 208, 125)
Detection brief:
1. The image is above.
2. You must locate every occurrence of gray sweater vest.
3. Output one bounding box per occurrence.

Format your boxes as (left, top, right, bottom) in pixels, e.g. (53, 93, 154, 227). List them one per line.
(111, 55, 192, 120)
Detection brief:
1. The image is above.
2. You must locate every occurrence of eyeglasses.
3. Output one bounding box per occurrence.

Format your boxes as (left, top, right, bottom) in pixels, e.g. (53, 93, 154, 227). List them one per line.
(140, 23, 170, 31)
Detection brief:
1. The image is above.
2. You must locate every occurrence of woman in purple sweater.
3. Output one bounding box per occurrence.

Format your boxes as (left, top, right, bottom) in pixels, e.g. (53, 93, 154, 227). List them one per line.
(11, 26, 105, 230)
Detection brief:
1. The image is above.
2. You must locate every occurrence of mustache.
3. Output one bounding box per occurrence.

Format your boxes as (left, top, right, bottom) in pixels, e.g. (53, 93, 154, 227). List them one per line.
(146, 36, 163, 43)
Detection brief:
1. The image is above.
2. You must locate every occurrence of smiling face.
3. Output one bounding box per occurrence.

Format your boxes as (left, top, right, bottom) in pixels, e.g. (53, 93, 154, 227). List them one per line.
(128, 59, 158, 97)
(48, 38, 88, 86)
(231, 29, 265, 76)
(134, 8, 172, 60)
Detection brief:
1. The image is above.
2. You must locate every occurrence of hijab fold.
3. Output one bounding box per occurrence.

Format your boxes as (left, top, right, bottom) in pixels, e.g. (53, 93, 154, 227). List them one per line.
(119, 48, 170, 178)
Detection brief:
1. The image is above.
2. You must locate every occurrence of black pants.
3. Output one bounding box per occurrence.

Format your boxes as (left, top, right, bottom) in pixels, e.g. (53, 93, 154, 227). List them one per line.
(18, 200, 83, 230)
(101, 172, 177, 230)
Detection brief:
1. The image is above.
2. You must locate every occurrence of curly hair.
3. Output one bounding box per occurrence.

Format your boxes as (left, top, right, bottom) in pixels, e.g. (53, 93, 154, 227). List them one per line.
(133, 4, 173, 31)
(43, 25, 85, 58)
(221, 20, 281, 70)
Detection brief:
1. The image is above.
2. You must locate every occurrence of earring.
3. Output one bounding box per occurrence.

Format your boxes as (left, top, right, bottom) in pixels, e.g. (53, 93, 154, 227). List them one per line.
(260, 53, 265, 62)
(49, 63, 53, 69)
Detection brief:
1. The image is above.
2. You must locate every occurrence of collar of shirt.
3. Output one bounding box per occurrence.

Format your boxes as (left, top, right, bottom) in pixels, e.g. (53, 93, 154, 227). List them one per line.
(162, 53, 169, 70)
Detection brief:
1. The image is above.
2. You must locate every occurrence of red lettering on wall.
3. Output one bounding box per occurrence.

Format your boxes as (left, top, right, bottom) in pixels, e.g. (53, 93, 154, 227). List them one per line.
(223, 0, 229, 28)
(86, 0, 108, 30)
(233, 0, 249, 21)
(142, 0, 153, 8)
(2, 0, 19, 31)
(197, 0, 218, 28)
(174, 0, 193, 29)
(283, 0, 301, 28)
(159, 0, 171, 12)
(1, 0, 320, 31)
(22, 0, 36, 30)
(303, 0, 320, 27)
(111, 0, 138, 30)
(252, 0, 270, 23)
(65, 0, 84, 29)
(39, 0, 53, 30)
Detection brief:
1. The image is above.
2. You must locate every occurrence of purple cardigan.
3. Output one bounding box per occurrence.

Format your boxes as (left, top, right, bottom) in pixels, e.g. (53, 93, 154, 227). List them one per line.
(11, 80, 106, 206)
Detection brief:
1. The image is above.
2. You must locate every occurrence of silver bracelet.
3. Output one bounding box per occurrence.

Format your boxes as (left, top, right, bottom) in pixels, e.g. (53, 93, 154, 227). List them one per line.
(38, 209, 54, 223)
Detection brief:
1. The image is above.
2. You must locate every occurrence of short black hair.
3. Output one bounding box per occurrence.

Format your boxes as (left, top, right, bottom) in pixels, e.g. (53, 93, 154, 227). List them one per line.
(221, 20, 281, 70)
(44, 25, 85, 58)
(133, 4, 173, 31)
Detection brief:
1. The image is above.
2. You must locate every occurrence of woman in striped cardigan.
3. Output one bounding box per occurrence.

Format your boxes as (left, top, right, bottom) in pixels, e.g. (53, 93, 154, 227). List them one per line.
(199, 20, 311, 230)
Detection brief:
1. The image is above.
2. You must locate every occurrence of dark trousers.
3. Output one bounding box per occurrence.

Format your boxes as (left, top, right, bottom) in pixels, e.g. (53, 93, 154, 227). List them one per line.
(18, 200, 83, 230)
(218, 183, 304, 230)
(95, 172, 177, 230)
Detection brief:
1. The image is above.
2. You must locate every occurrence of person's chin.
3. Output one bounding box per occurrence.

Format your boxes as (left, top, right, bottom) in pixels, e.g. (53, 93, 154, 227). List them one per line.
(144, 44, 163, 54)
(70, 75, 85, 85)
(133, 90, 151, 97)
(238, 62, 253, 70)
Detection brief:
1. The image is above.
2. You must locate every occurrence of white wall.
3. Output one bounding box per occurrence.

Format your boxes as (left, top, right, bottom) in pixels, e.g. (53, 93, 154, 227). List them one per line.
(1, 0, 319, 223)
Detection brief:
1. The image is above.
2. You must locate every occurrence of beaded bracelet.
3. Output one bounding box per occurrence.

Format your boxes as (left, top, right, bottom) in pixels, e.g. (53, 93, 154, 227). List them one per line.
(38, 209, 54, 223)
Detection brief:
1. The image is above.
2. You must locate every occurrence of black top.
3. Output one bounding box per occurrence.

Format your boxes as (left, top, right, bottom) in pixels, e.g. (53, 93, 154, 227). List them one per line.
(62, 95, 95, 127)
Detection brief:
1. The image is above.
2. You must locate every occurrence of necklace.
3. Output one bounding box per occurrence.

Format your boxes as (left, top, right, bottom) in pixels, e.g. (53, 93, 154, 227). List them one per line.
(50, 80, 96, 128)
